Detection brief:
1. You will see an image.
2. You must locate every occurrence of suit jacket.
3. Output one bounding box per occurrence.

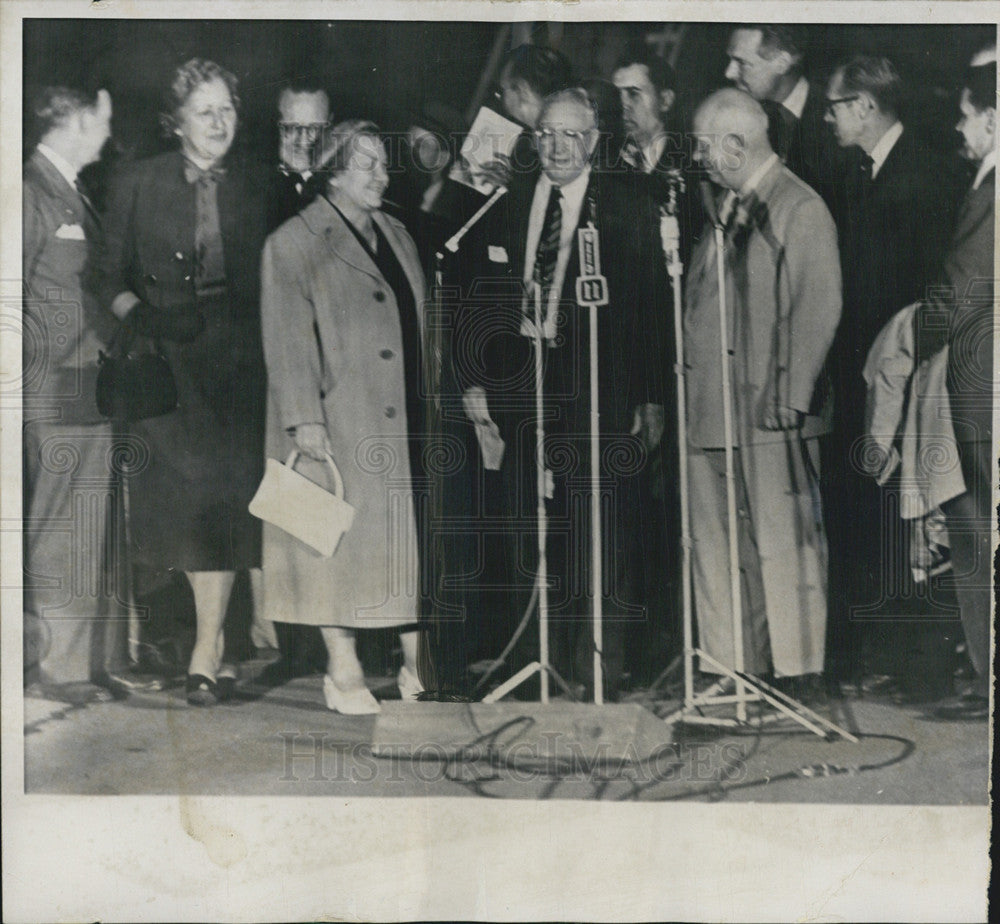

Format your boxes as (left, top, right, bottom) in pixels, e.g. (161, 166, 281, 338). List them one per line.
(23, 149, 116, 420)
(260, 197, 427, 626)
(455, 165, 670, 441)
(642, 144, 705, 272)
(685, 160, 842, 448)
(833, 127, 960, 436)
(266, 166, 328, 233)
(98, 150, 267, 337)
(914, 167, 995, 444)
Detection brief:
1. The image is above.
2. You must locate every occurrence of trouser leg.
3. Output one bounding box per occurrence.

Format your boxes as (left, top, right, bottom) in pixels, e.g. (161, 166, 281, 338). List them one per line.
(24, 420, 116, 685)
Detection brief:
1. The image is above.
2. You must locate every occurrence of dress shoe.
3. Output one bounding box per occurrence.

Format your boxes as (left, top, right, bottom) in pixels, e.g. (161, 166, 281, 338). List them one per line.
(323, 675, 381, 715)
(933, 693, 989, 721)
(215, 668, 237, 703)
(397, 665, 424, 702)
(186, 674, 218, 707)
(25, 680, 120, 706)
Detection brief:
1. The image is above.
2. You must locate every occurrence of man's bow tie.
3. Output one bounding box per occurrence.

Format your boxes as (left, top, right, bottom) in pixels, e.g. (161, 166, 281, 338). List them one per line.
(183, 161, 226, 185)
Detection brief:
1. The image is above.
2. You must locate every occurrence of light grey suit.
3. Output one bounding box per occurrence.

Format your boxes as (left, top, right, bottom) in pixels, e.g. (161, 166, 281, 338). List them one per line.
(684, 161, 842, 677)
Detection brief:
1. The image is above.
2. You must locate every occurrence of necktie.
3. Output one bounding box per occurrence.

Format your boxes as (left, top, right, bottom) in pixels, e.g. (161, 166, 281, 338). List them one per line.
(859, 152, 874, 183)
(764, 100, 797, 161)
(75, 177, 100, 234)
(533, 184, 562, 313)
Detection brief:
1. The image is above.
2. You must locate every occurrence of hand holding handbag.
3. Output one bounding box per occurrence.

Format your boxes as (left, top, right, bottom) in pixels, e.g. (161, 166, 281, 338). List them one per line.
(248, 451, 356, 557)
(96, 319, 178, 422)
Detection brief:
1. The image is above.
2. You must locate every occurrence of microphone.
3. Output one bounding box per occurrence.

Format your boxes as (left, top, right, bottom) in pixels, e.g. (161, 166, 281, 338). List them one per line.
(440, 186, 508, 257)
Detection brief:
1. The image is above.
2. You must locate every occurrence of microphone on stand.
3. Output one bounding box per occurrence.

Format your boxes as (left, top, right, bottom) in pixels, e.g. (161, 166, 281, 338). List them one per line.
(439, 185, 508, 258)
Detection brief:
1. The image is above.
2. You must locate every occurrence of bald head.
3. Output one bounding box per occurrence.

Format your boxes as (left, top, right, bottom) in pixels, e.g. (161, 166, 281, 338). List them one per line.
(693, 88, 773, 190)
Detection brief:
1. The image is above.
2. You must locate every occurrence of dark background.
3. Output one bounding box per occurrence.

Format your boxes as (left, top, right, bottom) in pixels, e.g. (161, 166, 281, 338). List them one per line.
(23, 19, 997, 165)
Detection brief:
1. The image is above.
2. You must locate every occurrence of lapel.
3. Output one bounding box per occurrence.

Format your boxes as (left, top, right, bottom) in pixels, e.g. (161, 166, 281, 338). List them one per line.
(306, 195, 383, 281)
(302, 196, 425, 319)
(956, 168, 994, 234)
(29, 149, 84, 223)
(374, 209, 426, 316)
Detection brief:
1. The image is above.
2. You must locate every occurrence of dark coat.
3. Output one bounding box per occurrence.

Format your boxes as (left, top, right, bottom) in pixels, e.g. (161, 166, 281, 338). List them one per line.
(764, 82, 853, 215)
(833, 127, 960, 438)
(265, 166, 328, 233)
(456, 165, 670, 441)
(96, 149, 268, 571)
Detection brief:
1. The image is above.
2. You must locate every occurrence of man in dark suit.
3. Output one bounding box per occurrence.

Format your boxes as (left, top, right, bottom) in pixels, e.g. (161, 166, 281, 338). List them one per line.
(23, 85, 123, 704)
(685, 89, 841, 698)
(457, 89, 668, 699)
(612, 43, 703, 264)
(611, 42, 702, 680)
(914, 56, 996, 721)
(821, 56, 961, 691)
(725, 24, 847, 211)
(265, 80, 332, 232)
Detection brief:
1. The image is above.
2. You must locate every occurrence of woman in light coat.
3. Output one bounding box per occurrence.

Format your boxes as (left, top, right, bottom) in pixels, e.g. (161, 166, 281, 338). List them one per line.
(260, 120, 428, 714)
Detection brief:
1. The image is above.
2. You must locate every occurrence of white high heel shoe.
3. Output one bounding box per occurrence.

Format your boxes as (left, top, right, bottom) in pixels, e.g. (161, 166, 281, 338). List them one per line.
(397, 664, 424, 702)
(323, 675, 381, 715)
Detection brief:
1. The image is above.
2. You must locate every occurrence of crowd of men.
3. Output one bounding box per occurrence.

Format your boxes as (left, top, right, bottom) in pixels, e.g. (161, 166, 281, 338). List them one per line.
(23, 25, 995, 719)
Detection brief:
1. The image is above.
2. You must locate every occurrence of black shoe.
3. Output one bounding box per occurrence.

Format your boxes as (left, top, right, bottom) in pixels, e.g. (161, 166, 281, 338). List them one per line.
(186, 674, 218, 706)
(933, 694, 989, 721)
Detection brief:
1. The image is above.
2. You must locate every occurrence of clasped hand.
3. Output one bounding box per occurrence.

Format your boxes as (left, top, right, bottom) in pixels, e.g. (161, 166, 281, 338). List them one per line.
(762, 405, 805, 431)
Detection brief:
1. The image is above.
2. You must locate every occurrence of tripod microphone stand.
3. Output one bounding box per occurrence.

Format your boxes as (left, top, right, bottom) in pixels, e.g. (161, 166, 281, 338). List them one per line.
(658, 196, 856, 742)
(483, 281, 575, 704)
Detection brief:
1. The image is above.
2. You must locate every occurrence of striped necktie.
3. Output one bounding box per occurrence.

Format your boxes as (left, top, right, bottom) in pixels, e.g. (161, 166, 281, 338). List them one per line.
(533, 184, 562, 306)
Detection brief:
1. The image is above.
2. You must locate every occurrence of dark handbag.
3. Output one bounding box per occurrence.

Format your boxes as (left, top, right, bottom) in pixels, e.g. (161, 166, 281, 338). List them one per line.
(96, 322, 178, 422)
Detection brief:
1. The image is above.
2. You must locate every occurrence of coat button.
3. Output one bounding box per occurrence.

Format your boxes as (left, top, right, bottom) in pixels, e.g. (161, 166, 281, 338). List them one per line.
(384, 406, 396, 418)
(374, 290, 386, 302)
(380, 349, 394, 360)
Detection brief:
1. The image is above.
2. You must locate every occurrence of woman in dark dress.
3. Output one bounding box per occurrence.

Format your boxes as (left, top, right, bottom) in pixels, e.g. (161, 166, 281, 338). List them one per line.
(99, 59, 267, 705)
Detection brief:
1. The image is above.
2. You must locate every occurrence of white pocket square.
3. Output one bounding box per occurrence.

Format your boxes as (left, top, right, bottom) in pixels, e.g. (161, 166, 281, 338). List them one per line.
(488, 245, 509, 263)
(55, 223, 86, 240)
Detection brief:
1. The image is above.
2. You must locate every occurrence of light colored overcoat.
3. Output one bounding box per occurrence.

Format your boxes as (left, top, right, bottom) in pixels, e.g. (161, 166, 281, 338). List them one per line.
(260, 196, 426, 628)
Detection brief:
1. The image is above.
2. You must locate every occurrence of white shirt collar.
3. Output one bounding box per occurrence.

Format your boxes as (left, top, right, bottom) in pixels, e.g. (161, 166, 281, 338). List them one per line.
(780, 76, 810, 120)
(541, 164, 592, 209)
(524, 165, 593, 338)
(37, 143, 79, 188)
(973, 149, 996, 190)
(641, 134, 667, 174)
(869, 121, 904, 179)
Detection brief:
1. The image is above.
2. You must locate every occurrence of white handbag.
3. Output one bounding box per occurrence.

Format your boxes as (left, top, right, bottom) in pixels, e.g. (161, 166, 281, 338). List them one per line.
(249, 451, 356, 557)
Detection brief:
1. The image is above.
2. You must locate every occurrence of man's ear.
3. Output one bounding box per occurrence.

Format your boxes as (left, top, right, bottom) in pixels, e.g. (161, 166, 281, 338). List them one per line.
(659, 88, 676, 116)
(772, 50, 795, 76)
(986, 107, 996, 134)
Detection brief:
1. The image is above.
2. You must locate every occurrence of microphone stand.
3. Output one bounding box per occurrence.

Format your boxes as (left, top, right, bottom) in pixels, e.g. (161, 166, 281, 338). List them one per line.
(658, 186, 856, 741)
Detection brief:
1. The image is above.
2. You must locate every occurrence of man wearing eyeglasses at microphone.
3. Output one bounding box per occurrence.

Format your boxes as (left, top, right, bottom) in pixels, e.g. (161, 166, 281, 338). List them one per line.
(455, 88, 668, 701)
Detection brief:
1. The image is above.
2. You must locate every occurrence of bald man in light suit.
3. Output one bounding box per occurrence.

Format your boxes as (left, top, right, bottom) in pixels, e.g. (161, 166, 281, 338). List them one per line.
(684, 90, 842, 698)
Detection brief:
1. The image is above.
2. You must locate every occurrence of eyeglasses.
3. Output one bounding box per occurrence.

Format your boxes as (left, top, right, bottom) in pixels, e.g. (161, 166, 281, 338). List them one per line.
(278, 122, 328, 140)
(534, 127, 594, 143)
(824, 95, 860, 116)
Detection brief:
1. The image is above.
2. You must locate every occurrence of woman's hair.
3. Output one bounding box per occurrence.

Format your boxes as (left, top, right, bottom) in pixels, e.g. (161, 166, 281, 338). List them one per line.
(323, 119, 382, 176)
(159, 58, 240, 137)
